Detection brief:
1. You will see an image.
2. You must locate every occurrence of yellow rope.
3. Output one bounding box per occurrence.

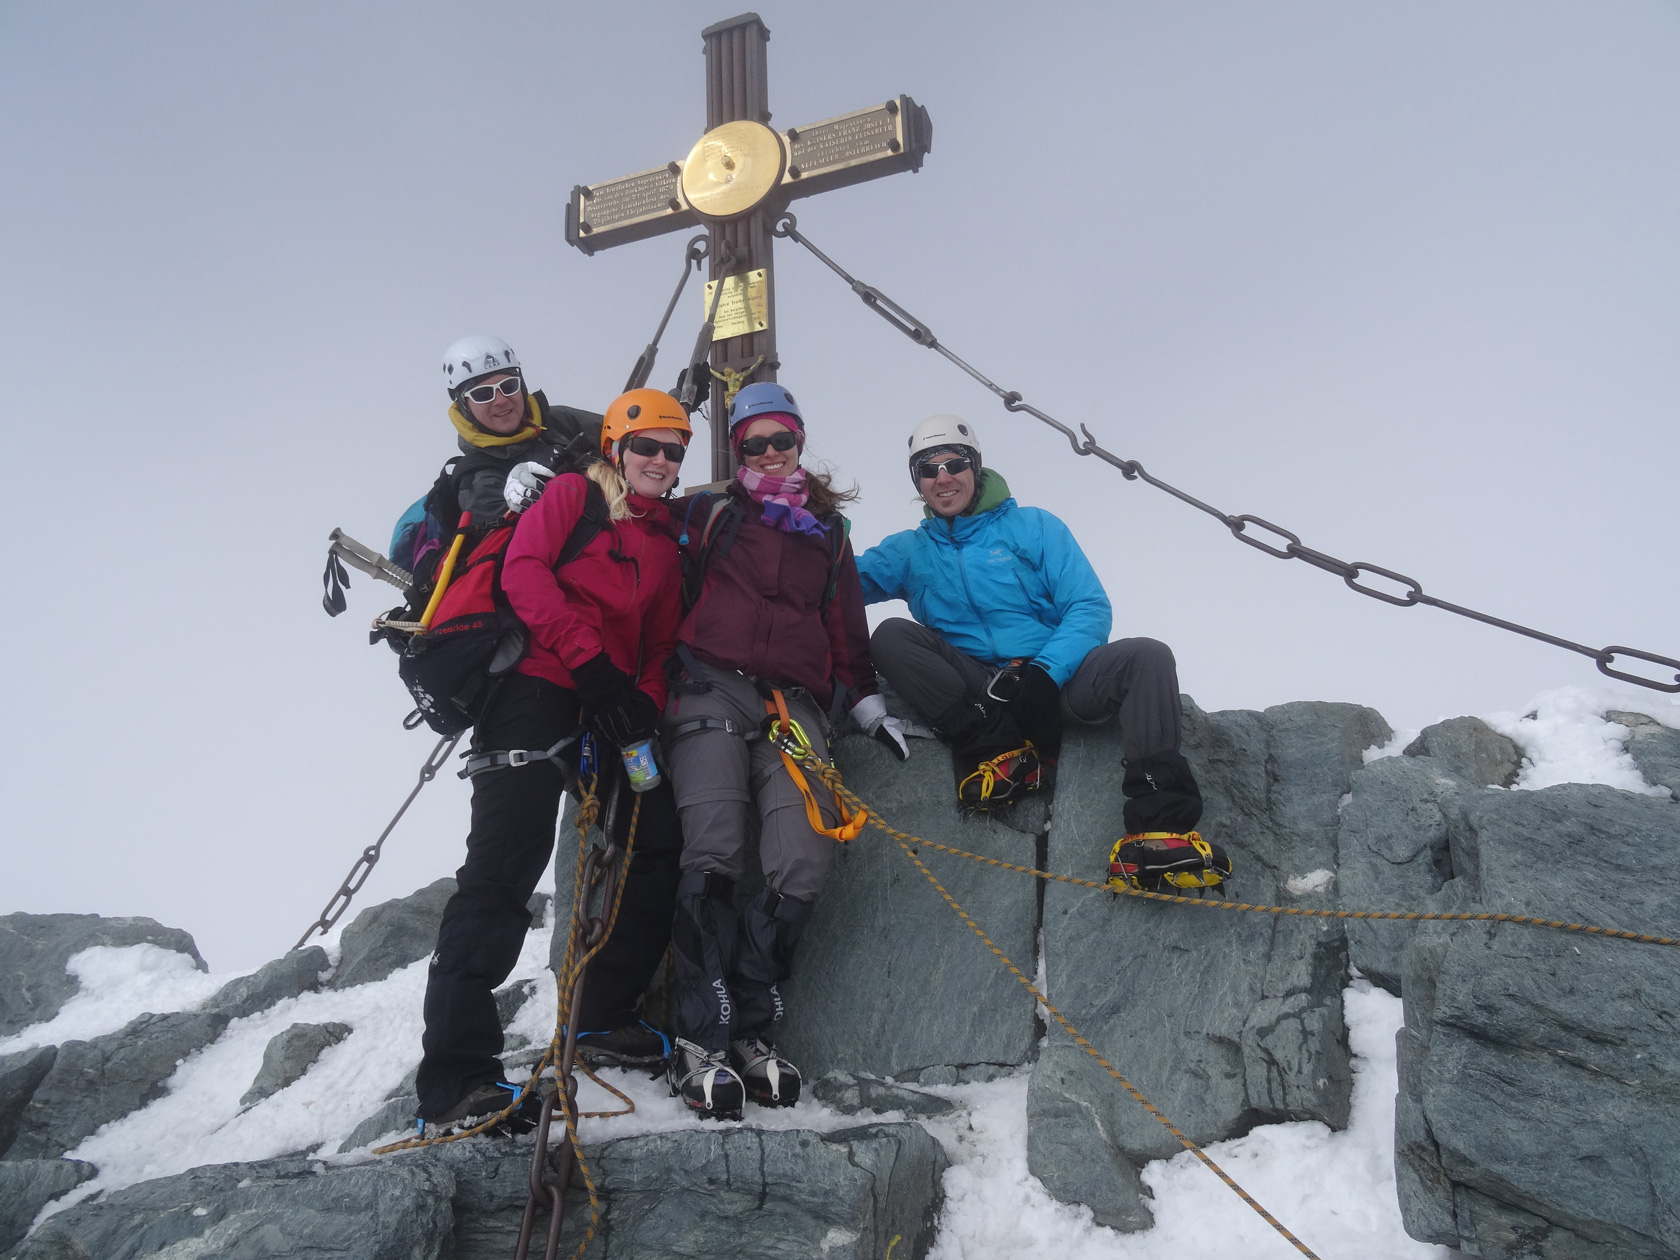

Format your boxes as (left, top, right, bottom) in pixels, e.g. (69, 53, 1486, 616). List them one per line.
(799, 757, 1680, 949)
(891, 833, 1322, 1259)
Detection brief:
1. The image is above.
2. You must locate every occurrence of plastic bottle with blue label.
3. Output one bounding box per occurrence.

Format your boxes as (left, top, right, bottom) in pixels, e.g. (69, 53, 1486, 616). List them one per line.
(620, 739, 661, 792)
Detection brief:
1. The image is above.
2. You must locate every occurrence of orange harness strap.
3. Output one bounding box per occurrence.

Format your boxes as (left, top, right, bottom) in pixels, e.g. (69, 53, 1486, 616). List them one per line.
(764, 689, 867, 842)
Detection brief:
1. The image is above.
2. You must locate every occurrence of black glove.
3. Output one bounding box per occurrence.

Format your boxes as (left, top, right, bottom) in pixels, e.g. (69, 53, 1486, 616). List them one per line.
(675, 362, 711, 411)
(572, 652, 660, 747)
(987, 660, 1063, 757)
(570, 652, 634, 715)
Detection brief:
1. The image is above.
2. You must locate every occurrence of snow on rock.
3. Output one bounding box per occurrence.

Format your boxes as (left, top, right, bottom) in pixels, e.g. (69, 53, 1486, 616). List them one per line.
(0, 944, 224, 1057)
(1482, 684, 1676, 796)
(0, 914, 206, 1039)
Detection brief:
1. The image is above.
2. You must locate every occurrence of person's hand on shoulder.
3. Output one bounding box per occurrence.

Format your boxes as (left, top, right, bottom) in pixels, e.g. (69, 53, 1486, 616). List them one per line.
(504, 462, 556, 515)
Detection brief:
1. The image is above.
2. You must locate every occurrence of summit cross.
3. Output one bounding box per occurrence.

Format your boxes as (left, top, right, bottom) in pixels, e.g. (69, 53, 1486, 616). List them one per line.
(565, 12, 932, 481)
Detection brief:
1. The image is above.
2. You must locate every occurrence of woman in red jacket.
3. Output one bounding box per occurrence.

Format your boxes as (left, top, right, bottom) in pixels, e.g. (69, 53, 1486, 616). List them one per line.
(415, 388, 689, 1132)
(661, 382, 909, 1120)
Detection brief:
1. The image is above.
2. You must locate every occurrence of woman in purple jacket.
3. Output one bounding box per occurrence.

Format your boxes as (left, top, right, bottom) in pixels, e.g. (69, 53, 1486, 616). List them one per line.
(659, 383, 907, 1120)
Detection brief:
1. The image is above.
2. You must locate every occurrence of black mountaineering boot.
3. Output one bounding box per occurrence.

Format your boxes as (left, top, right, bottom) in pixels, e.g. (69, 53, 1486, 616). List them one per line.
(668, 1038, 746, 1120)
(574, 1021, 673, 1069)
(938, 698, 1040, 812)
(730, 1033, 802, 1107)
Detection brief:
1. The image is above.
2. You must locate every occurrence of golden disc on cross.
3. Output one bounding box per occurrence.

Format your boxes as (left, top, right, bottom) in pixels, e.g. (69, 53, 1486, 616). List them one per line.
(680, 121, 786, 220)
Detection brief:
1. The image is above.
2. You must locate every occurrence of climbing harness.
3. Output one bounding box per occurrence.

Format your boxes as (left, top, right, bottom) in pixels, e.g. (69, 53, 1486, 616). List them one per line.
(772, 210, 1680, 696)
(292, 731, 461, 952)
(763, 688, 867, 841)
(1109, 831, 1234, 893)
(458, 733, 582, 780)
(623, 234, 709, 393)
(372, 749, 644, 1260)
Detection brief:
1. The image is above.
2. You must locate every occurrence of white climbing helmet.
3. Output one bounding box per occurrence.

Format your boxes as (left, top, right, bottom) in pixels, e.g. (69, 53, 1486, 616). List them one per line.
(442, 334, 521, 395)
(908, 414, 982, 481)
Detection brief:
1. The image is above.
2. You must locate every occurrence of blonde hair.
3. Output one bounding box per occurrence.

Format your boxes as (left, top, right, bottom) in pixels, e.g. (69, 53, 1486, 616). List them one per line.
(584, 458, 635, 521)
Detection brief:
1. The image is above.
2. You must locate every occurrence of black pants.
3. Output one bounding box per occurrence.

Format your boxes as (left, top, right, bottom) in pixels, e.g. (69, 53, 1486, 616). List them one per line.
(415, 673, 683, 1119)
(869, 618, 1203, 833)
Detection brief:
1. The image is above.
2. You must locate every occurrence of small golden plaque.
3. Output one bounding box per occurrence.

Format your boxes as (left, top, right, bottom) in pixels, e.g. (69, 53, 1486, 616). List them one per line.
(681, 121, 786, 220)
(704, 269, 770, 341)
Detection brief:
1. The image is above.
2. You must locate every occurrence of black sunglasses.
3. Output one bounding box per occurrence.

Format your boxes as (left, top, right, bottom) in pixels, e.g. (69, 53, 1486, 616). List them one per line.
(462, 375, 523, 405)
(624, 433, 687, 463)
(916, 455, 974, 480)
(739, 431, 799, 457)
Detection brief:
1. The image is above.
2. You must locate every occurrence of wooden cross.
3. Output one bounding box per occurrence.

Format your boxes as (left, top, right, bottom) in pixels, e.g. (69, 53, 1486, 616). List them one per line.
(565, 12, 932, 482)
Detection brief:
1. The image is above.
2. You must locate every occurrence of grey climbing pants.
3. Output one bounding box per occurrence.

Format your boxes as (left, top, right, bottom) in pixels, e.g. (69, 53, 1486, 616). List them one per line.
(660, 660, 840, 903)
(868, 617, 1184, 764)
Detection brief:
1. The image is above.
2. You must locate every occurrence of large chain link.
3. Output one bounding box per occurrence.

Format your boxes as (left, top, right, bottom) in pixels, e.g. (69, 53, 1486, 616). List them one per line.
(772, 212, 1680, 695)
(293, 731, 462, 952)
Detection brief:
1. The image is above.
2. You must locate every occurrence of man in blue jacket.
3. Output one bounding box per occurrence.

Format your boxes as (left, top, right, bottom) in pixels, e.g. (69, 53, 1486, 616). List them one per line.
(856, 415, 1202, 835)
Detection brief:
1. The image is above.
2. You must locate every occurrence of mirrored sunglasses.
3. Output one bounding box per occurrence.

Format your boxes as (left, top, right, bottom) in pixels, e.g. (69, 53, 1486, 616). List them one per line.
(624, 434, 687, 463)
(739, 431, 800, 457)
(916, 455, 973, 480)
(462, 375, 523, 405)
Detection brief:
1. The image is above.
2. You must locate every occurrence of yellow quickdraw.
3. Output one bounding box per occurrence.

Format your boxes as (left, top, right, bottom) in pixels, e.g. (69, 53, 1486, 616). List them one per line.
(765, 690, 867, 842)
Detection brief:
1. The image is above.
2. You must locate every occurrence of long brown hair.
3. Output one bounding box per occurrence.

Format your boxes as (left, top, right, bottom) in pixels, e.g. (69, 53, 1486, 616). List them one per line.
(802, 464, 859, 520)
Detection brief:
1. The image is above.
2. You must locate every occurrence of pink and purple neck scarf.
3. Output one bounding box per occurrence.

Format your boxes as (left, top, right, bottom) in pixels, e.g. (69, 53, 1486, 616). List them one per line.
(736, 465, 827, 537)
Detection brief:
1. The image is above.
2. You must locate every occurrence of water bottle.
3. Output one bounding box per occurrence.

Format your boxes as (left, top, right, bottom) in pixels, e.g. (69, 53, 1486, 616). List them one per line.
(619, 738, 661, 793)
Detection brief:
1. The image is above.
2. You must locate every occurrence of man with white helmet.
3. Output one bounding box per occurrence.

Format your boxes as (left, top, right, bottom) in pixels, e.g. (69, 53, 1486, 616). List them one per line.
(856, 416, 1203, 839)
(436, 334, 600, 529)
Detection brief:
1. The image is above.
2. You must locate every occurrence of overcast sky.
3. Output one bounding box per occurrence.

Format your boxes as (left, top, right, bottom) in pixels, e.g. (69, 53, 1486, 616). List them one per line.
(4, 1, 1677, 970)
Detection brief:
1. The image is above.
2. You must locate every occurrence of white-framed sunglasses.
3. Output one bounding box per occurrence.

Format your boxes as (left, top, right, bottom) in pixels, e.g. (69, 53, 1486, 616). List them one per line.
(462, 375, 523, 405)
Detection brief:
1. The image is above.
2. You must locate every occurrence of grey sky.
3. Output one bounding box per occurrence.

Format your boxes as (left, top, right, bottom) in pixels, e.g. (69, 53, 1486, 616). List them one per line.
(3, 1, 1676, 970)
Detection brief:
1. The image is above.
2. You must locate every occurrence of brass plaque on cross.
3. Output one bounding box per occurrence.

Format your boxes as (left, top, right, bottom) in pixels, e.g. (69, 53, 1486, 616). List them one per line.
(703, 269, 769, 341)
(573, 163, 685, 247)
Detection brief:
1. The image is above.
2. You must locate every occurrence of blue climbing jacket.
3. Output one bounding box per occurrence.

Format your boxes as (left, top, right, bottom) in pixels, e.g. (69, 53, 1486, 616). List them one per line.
(856, 469, 1112, 687)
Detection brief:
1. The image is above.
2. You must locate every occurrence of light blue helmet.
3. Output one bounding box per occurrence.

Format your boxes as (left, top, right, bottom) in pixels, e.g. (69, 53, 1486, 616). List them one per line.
(727, 382, 804, 436)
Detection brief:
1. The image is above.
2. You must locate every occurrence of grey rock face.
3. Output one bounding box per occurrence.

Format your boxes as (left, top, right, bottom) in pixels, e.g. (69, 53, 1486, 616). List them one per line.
(340, 1094, 419, 1152)
(812, 1072, 956, 1118)
(773, 730, 1043, 1081)
(238, 1021, 352, 1108)
(9, 1011, 230, 1160)
(202, 946, 328, 1022)
(1403, 715, 1524, 788)
(330, 876, 455, 990)
(0, 1158, 97, 1253)
(392, 1122, 944, 1260)
(1028, 699, 1387, 1228)
(1396, 784, 1680, 1259)
(0, 914, 205, 1039)
(1337, 754, 1471, 993)
(13, 1155, 455, 1260)
(0, 1046, 57, 1159)
(1610, 710, 1680, 797)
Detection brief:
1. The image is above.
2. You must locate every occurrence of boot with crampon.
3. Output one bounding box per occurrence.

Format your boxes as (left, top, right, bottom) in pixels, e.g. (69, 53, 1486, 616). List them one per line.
(938, 698, 1043, 811)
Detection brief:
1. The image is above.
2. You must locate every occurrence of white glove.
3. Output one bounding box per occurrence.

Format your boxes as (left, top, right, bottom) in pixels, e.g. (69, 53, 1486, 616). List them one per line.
(850, 693, 910, 762)
(504, 462, 556, 514)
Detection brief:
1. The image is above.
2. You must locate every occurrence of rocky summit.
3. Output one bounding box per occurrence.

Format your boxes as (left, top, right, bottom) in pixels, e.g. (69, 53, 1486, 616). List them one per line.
(2, 692, 1675, 1258)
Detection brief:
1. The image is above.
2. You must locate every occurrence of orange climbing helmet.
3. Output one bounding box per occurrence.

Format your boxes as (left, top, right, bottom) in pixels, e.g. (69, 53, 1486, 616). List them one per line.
(600, 388, 692, 462)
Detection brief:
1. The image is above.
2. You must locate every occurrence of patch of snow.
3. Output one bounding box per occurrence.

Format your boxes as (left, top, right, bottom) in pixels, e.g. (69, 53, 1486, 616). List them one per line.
(1285, 869, 1335, 896)
(920, 983, 1447, 1259)
(1482, 686, 1673, 796)
(0, 945, 229, 1057)
(1362, 729, 1416, 764)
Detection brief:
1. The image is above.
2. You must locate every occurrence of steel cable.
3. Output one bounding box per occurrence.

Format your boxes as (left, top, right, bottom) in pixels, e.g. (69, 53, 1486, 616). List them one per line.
(771, 212, 1680, 695)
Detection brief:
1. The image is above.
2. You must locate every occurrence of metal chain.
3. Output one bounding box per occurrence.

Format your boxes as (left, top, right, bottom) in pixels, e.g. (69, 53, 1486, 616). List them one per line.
(292, 731, 462, 952)
(771, 212, 1680, 696)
